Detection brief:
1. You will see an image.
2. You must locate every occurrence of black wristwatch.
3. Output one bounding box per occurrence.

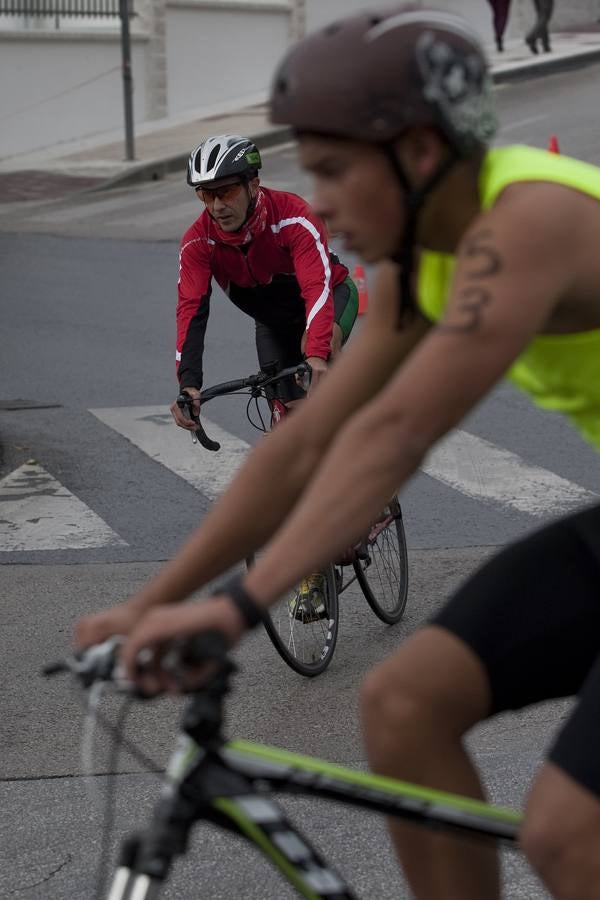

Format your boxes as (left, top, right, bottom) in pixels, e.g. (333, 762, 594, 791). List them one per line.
(218, 575, 266, 630)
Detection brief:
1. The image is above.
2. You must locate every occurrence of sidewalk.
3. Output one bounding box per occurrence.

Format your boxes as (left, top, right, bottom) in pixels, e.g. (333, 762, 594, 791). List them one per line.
(2, 29, 600, 203)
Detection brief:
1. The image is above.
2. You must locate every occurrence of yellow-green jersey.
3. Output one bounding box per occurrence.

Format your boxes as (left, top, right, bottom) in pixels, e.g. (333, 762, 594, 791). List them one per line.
(418, 145, 600, 452)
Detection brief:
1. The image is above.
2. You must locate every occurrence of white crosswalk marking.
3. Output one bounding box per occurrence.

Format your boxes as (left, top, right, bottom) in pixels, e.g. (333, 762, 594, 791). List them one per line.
(0, 178, 198, 240)
(423, 430, 596, 515)
(0, 461, 127, 551)
(90, 406, 250, 500)
(31, 194, 161, 225)
(111, 200, 198, 228)
(92, 405, 597, 518)
(4, 411, 592, 554)
(32, 188, 194, 226)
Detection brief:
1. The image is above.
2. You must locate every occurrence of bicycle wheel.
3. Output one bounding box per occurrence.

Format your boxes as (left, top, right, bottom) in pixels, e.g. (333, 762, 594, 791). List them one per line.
(247, 559, 339, 676)
(354, 496, 409, 624)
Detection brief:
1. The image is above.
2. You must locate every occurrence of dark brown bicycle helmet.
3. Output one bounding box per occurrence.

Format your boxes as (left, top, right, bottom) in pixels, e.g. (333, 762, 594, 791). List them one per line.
(270, 4, 497, 155)
(270, 5, 496, 322)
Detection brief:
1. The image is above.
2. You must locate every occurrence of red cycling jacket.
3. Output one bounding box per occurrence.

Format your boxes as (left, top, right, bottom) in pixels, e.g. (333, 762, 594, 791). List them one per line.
(176, 186, 349, 388)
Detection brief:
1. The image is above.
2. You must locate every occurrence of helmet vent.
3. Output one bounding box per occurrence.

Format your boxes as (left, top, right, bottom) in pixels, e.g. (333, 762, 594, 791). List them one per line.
(369, 16, 381, 25)
(207, 144, 221, 171)
(324, 22, 340, 36)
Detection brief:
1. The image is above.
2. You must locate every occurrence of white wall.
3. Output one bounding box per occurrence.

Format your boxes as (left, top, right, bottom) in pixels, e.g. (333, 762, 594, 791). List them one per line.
(165, 1, 289, 114)
(305, 0, 494, 41)
(510, 0, 600, 32)
(2, 0, 599, 160)
(304, 0, 600, 42)
(0, 29, 147, 159)
(552, 0, 600, 26)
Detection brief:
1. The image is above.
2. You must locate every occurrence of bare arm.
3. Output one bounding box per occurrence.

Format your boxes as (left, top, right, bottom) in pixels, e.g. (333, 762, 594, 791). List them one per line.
(118, 187, 582, 685)
(242, 199, 576, 606)
(75, 262, 429, 647)
(132, 264, 429, 604)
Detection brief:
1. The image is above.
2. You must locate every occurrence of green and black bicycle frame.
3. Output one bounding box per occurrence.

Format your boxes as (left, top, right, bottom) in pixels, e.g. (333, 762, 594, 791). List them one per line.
(105, 671, 522, 900)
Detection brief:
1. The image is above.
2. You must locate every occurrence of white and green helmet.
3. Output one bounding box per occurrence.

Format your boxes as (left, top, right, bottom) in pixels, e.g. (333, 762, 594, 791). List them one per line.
(187, 134, 262, 188)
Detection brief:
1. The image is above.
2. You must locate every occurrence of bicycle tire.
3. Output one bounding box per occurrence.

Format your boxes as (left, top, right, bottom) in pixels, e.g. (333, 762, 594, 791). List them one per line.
(354, 496, 409, 624)
(247, 559, 339, 676)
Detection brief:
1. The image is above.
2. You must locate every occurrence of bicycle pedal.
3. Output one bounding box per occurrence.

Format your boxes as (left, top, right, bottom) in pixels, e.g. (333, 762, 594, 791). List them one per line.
(290, 595, 327, 623)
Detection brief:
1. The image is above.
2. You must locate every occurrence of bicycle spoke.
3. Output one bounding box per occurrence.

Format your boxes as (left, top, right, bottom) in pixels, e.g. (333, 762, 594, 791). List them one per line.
(355, 499, 409, 624)
(372, 533, 401, 606)
(262, 566, 339, 675)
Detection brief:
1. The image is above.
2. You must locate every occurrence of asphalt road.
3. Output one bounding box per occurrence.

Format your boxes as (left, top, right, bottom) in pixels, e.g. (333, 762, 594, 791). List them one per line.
(3, 63, 600, 899)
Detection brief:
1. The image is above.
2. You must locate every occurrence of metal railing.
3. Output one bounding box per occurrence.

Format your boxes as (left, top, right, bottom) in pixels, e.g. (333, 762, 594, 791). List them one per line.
(0, 0, 122, 17)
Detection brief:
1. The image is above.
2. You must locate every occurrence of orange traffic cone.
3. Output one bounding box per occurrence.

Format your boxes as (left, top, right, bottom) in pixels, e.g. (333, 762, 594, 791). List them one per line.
(548, 135, 560, 154)
(354, 264, 369, 315)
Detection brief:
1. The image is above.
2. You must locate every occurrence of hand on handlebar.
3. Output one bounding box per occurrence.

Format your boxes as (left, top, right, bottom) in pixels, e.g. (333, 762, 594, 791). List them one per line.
(73, 599, 146, 651)
(119, 596, 246, 696)
(303, 356, 326, 394)
(171, 386, 201, 431)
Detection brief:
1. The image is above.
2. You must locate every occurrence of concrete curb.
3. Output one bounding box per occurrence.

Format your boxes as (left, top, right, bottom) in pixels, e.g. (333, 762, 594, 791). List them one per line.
(89, 125, 295, 193)
(492, 44, 600, 84)
(88, 47, 600, 193)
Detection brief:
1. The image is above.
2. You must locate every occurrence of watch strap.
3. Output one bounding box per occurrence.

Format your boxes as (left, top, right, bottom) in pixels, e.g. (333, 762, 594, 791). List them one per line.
(219, 575, 265, 630)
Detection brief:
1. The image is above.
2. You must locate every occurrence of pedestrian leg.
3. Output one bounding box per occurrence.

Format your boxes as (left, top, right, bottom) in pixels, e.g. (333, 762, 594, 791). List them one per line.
(538, 0, 554, 51)
(495, 0, 511, 51)
(526, 0, 542, 53)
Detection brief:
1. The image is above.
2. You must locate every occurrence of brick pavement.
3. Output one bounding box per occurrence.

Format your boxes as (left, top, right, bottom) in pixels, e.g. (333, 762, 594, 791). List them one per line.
(0, 171, 104, 202)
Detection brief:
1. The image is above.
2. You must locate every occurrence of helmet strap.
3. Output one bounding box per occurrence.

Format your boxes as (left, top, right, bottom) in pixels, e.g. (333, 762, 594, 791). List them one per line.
(243, 180, 256, 226)
(382, 145, 456, 327)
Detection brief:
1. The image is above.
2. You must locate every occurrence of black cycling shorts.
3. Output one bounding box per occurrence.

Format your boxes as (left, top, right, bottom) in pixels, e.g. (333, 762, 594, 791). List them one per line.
(430, 501, 600, 796)
(229, 272, 358, 403)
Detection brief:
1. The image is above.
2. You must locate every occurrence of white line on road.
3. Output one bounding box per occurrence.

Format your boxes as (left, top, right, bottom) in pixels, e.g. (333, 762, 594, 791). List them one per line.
(110, 200, 199, 228)
(90, 406, 251, 500)
(498, 113, 548, 134)
(423, 430, 596, 516)
(31, 189, 189, 225)
(0, 461, 127, 551)
(92, 406, 597, 519)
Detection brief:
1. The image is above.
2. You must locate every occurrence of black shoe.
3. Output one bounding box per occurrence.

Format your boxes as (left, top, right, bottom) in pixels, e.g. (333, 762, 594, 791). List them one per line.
(495, 36, 504, 52)
(292, 575, 327, 622)
(526, 36, 539, 54)
(541, 28, 551, 52)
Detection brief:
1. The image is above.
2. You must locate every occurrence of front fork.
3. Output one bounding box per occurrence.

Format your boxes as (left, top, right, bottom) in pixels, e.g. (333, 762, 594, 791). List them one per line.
(269, 398, 287, 427)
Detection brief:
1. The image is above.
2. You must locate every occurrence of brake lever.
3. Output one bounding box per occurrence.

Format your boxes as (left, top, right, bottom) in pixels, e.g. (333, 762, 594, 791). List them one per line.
(176, 392, 196, 443)
(176, 393, 220, 451)
(43, 636, 132, 691)
(296, 361, 312, 394)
